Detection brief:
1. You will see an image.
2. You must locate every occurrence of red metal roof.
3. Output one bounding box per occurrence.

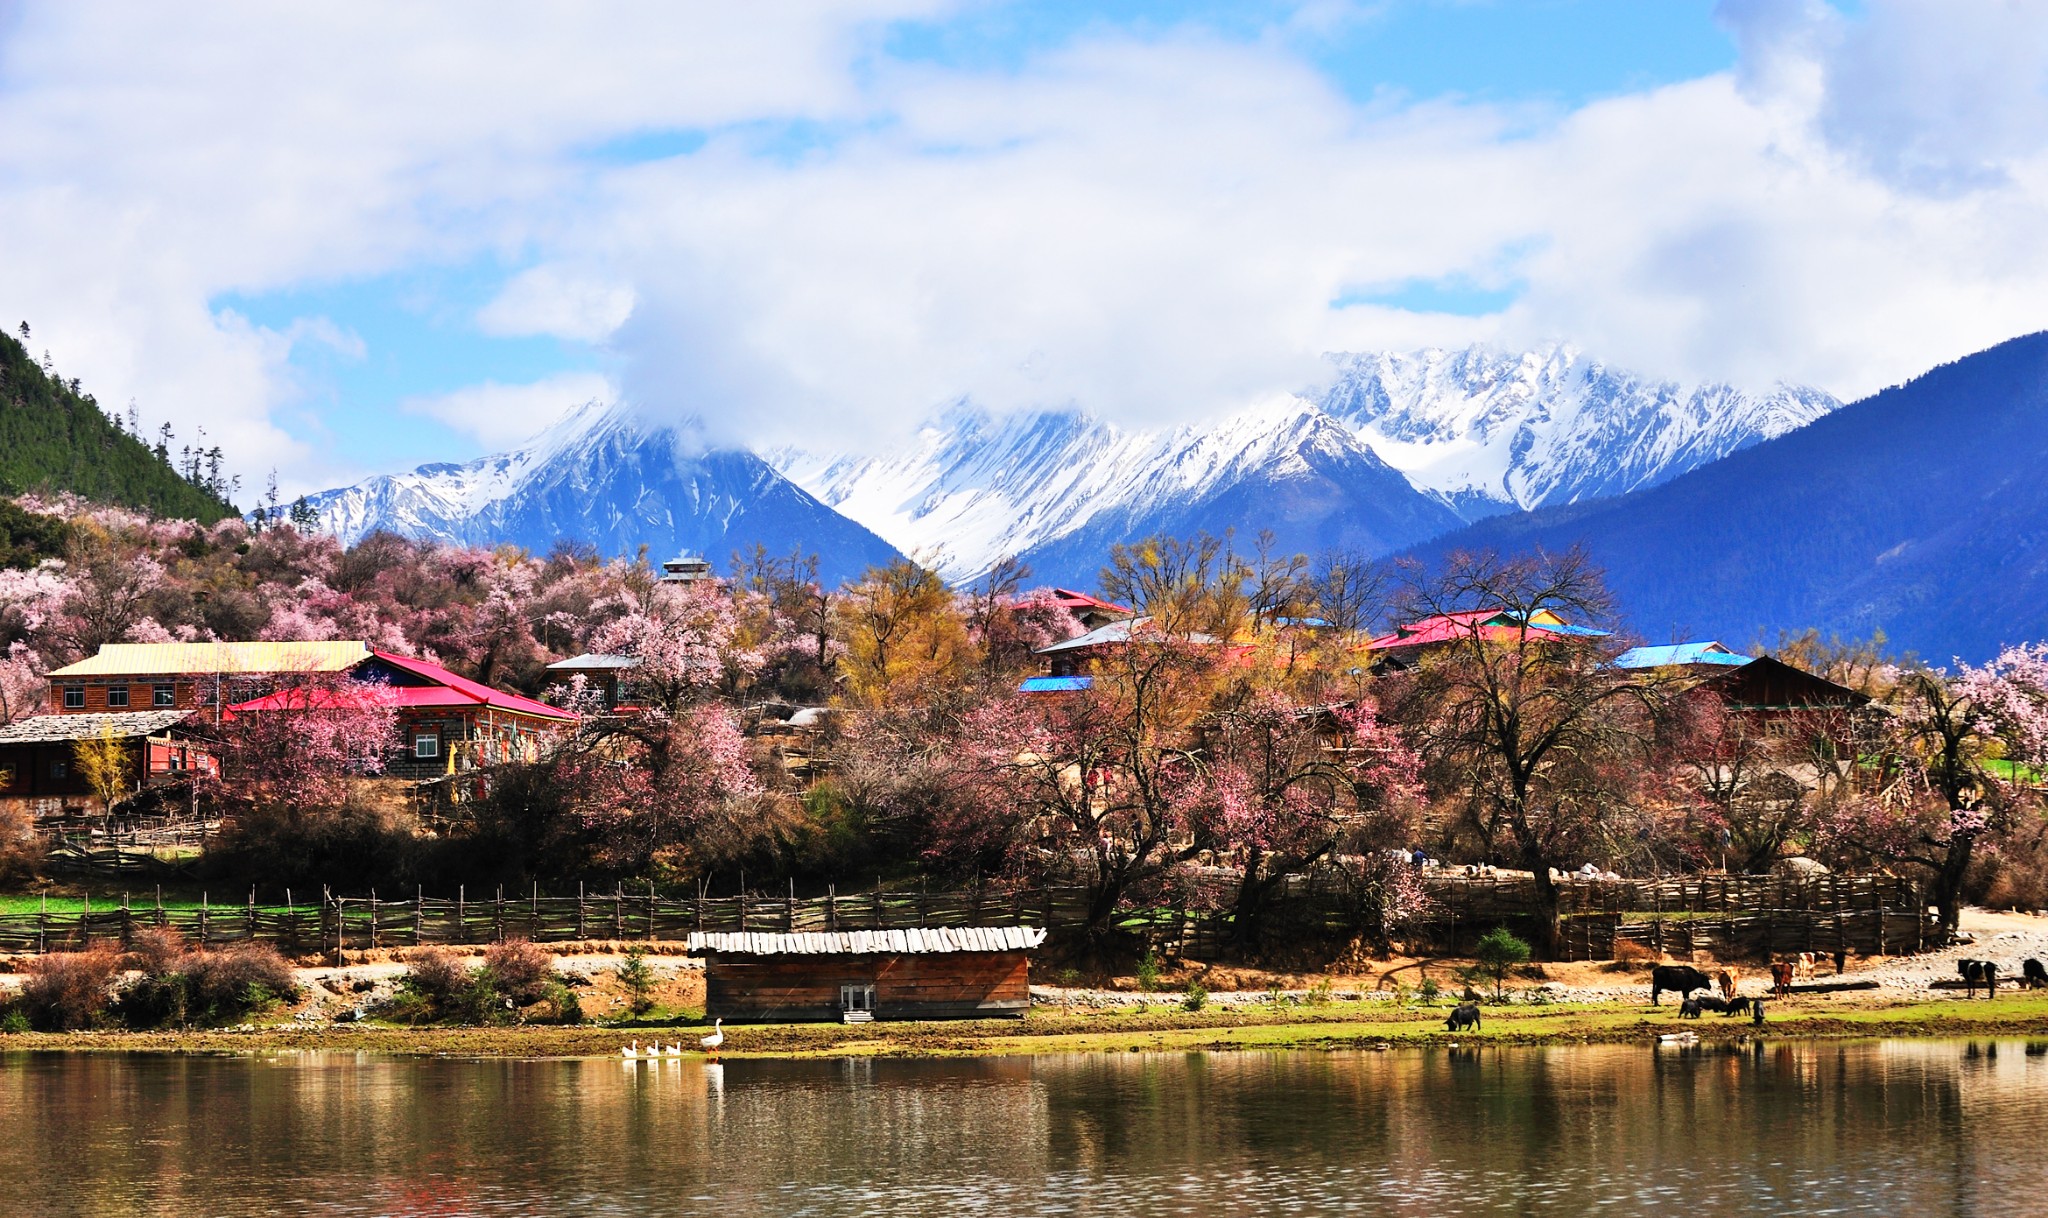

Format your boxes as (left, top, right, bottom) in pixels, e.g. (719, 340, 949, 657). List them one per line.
(1047, 587, 1132, 615)
(1362, 609, 1599, 652)
(369, 652, 578, 721)
(224, 654, 576, 722)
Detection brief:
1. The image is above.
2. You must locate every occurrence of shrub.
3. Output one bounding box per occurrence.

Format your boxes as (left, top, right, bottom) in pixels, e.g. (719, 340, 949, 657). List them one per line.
(1472, 927, 1532, 1002)
(483, 940, 555, 1007)
(188, 944, 296, 1021)
(1308, 978, 1334, 1007)
(1417, 976, 1441, 1004)
(397, 948, 494, 1022)
(616, 947, 656, 1016)
(0, 803, 42, 885)
(1135, 947, 1160, 993)
(19, 950, 120, 1031)
(0, 1010, 28, 1034)
(1182, 979, 1208, 1012)
(118, 933, 297, 1027)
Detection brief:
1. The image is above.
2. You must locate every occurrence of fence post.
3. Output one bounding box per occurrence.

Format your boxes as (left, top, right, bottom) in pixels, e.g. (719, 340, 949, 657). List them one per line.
(199, 891, 209, 948)
(457, 885, 465, 946)
(787, 879, 796, 933)
(249, 886, 258, 943)
(495, 886, 505, 944)
(121, 892, 132, 950)
(647, 882, 656, 942)
(827, 884, 837, 933)
(576, 882, 586, 940)
(530, 882, 539, 941)
(613, 884, 623, 940)
(369, 890, 378, 950)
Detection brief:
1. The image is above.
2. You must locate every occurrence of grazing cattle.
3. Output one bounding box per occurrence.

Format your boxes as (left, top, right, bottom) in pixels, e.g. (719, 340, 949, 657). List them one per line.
(1692, 994, 1730, 1015)
(1751, 1000, 1766, 1026)
(1679, 998, 1703, 1019)
(1447, 1003, 1482, 1032)
(1793, 952, 1818, 981)
(1959, 959, 1999, 999)
(2024, 958, 2048, 990)
(1650, 964, 1713, 1006)
(1769, 962, 1794, 998)
(1713, 969, 1736, 999)
(1723, 997, 1753, 1017)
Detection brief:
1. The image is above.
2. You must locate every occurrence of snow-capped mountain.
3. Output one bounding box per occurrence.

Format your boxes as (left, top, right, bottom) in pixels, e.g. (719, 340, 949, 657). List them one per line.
(1321, 345, 1838, 517)
(301, 342, 1837, 590)
(774, 396, 1466, 584)
(775, 344, 1838, 582)
(301, 402, 901, 584)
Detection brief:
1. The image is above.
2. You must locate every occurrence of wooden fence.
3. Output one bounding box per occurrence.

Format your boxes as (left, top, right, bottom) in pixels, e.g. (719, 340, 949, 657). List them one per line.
(0, 872, 1936, 962)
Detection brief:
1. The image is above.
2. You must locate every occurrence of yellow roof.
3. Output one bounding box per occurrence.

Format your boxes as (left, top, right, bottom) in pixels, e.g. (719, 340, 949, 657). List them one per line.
(48, 641, 371, 678)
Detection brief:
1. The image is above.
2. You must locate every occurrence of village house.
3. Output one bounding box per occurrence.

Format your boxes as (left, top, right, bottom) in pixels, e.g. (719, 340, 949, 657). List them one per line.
(687, 926, 1046, 1022)
(544, 653, 642, 710)
(1031, 616, 1221, 679)
(45, 641, 372, 718)
(1360, 607, 1611, 672)
(0, 709, 215, 821)
(225, 651, 576, 780)
(46, 642, 575, 783)
(1044, 588, 1133, 632)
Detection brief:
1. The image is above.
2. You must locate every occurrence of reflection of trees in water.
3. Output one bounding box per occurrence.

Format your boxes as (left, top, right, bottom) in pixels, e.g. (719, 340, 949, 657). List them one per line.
(2, 1045, 2047, 1214)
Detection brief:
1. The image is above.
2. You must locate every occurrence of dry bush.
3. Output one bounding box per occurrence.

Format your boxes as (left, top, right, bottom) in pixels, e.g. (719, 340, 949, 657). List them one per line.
(18, 950, 120, 1030)
(483, 939, 554, 1006)
(127, 927, 188, 976)
(188, 943, 296, 1016)
(1611, 938, 1660, 963)
(0, 803, 42, 885)
(402, 948, 474, 1007)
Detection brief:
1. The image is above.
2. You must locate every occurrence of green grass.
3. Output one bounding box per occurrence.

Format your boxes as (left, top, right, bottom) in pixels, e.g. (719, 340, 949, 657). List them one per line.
(0, 894, 307, 915)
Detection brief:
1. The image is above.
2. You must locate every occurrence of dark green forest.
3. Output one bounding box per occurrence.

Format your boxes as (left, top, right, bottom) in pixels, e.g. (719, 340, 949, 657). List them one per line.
(0, 325, 239, 524)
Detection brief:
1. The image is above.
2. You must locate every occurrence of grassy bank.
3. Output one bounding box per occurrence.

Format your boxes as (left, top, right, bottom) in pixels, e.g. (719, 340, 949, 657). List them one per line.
(11, 993, 2048, 1059)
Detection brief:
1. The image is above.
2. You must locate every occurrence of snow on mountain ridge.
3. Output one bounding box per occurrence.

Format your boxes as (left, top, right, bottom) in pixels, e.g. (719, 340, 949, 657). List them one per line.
(775, 344, 1839, 580)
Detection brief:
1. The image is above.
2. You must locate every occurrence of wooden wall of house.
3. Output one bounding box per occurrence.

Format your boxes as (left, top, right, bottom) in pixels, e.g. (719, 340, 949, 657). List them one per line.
(704, 951, 1032, 1022)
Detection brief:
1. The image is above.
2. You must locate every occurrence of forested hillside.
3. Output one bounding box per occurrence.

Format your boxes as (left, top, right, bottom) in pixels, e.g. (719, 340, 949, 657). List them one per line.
(0, 326, 238, 524)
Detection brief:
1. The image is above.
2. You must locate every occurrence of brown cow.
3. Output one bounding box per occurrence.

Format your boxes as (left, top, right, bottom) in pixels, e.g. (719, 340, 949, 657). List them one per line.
(1713, 969, 1736, 999)
(1793, 952, 1817, 982)
(1770, 961, 1794, 998)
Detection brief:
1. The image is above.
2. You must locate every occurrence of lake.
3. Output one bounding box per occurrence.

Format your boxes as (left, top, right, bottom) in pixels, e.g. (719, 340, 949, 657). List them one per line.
(0, 1041, 2038, 1216)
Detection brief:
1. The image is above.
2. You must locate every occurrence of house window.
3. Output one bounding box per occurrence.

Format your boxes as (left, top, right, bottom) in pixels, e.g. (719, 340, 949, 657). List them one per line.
(154, 684, 175, 708)
(414, 734, 440, 759)
(839, 984, 876, 1013)
(106, 686, 129, 708)
(62, 686, 83, 709)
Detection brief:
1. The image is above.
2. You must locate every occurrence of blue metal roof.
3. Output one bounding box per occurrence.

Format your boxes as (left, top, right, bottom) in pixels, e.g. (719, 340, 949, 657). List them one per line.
(1019, 676, 1096, 693)
(1613, 642, 1753, 670)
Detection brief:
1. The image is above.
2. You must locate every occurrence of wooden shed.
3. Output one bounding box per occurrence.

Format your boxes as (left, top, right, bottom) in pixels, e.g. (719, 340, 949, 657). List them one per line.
(686, 926, 1048, 1022)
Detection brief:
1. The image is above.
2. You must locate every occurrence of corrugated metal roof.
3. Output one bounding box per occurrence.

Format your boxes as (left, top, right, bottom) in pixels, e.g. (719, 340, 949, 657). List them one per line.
(685, 925, 1048, 955)
(48, 641, 369, 677)
(545, 653, 642, 671)
(1019, 676, 1094, 693)
(1613, 642, 1753, 670)
(0, 710, 194, 743)
(369, 652, 577, 721)
(1035, 617, 1219, 655)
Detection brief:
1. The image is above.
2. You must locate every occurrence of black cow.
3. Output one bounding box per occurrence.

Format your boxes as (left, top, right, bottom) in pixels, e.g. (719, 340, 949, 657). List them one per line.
(1651, 965, 1713, 1006)
(1723, 997, 1753, 1017)
(2024, 958, 2048, 990)
(1959, 959, 1999, 998)
(1692, 994, 1730, 1014)
(1678, 998, 1703, 1019)
(1447, 1003, 1482, 1032)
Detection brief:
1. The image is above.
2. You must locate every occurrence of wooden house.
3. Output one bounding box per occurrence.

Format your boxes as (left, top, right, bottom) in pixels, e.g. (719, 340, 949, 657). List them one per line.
(225, 651, 577, 780)
(44, 641, 371, 718)
(1361, 608, 1610, 671)
(0, 710, 215, 821)
(1045, 588, 1133, 632)
(686, 926, 1047, 1022)
(543, 653, 642, 710)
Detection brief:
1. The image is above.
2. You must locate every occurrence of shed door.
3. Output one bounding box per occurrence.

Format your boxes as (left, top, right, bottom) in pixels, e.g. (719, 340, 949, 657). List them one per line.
(839, 984, 875, 1013)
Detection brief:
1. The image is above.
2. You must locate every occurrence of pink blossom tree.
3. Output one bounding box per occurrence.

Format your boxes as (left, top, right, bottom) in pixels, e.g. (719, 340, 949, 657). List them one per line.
(1186, 692, 1421, 945)
(214, 672, 401, 814)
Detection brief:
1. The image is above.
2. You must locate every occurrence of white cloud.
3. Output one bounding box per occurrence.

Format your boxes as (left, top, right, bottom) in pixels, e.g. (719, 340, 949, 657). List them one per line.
(477, 266, 636, 342)
(3, 0, 2048, 491)
(402, 372, 615, 449)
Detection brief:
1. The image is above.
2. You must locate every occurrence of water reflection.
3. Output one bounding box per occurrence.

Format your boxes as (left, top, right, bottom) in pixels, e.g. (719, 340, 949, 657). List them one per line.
(0, 1041, 2041, 1216)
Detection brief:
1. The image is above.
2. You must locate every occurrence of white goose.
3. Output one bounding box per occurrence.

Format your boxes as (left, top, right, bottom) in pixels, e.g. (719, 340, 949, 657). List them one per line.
(620, 1040, 642, 1059)
(663, 1042, 684, 1058)
(701, 1018, 725, 1059)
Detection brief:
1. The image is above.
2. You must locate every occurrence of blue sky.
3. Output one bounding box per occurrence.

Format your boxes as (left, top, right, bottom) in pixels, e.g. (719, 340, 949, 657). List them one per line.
(5, 0, 2046, 499)
(219, 0, 1741, 477)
